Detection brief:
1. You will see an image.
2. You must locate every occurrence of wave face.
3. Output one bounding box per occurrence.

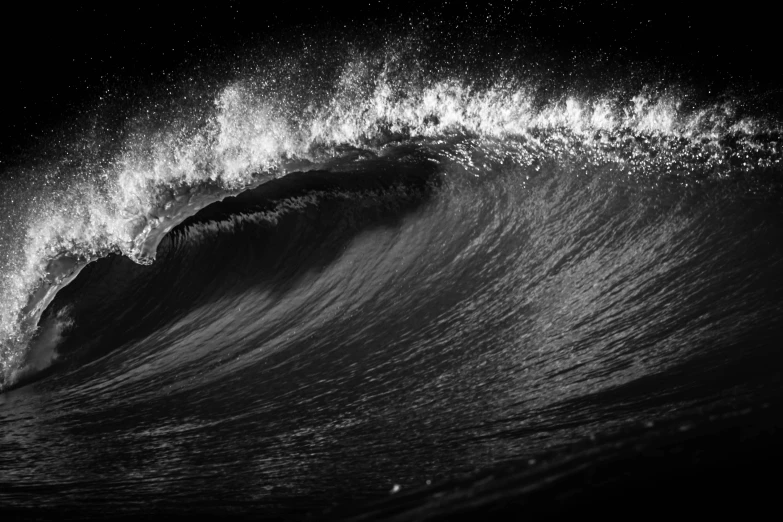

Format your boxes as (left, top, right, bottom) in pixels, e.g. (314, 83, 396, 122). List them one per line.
(1, 30, 783, 518)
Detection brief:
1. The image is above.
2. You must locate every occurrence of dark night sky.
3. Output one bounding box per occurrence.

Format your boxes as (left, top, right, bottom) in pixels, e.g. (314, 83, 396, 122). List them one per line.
(1, 2, 779, 159)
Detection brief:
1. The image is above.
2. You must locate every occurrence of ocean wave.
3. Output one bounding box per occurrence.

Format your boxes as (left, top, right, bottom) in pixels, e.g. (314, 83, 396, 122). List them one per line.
(1, 37, 781, 390)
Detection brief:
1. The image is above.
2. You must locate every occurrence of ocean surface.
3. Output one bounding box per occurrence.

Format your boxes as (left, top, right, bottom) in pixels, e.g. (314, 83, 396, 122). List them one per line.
(1, 28, 782, 518)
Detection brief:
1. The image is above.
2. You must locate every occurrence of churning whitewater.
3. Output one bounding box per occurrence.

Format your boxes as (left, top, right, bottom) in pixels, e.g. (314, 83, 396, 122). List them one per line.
(1, 32, 782, 518)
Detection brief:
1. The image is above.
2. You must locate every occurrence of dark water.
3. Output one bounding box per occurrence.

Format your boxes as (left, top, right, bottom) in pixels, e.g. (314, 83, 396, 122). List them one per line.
(1, 28, 783, 519)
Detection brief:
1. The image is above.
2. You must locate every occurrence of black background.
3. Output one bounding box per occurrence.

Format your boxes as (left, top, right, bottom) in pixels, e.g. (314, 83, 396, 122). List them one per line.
(1, 1, 780, 159)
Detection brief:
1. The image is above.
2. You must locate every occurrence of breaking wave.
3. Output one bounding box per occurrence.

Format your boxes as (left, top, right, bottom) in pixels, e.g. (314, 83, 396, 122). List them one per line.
(1, 31, 782, 518)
